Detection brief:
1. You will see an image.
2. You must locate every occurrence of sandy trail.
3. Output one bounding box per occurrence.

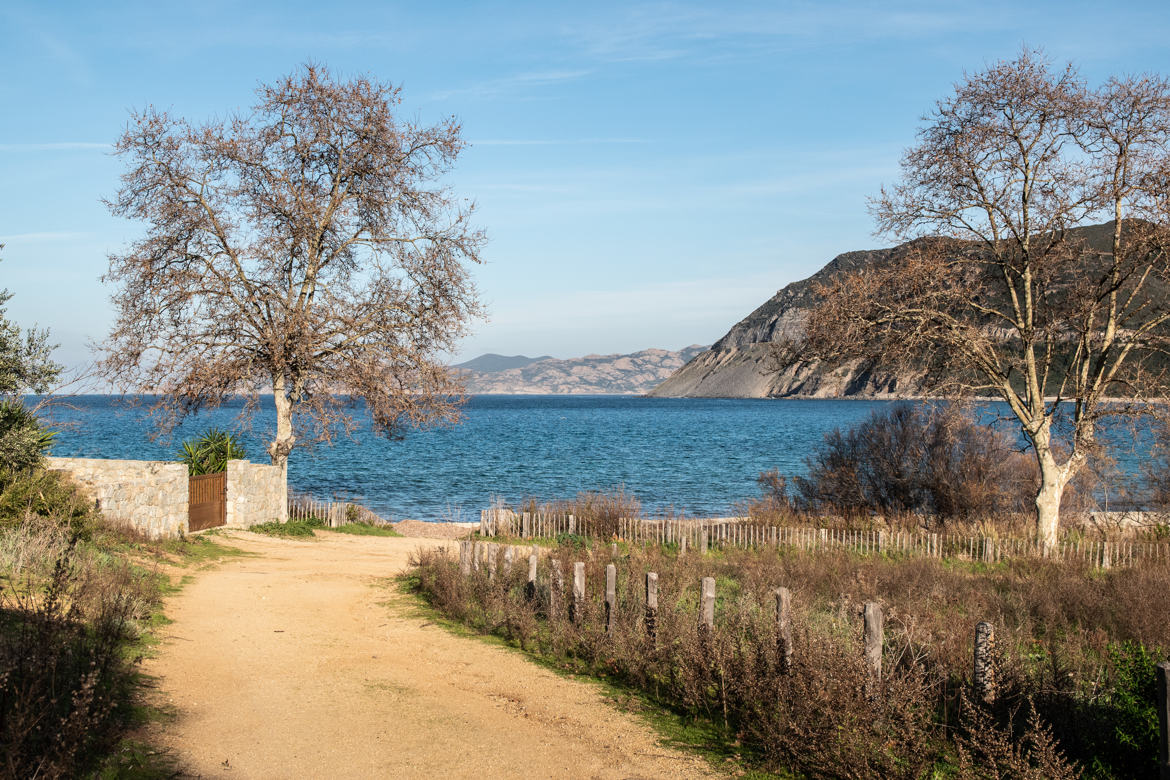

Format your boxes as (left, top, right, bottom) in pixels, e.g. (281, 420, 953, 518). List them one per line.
(144, 530, 717, 779)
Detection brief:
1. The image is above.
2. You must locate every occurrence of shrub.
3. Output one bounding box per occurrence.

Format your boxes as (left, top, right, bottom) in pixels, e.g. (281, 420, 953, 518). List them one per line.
(0, 466, 97, 535)
(0, 524, 159, 777)
(0, 401, 55, 473)
(177, 427, 246, 476)
(410, 541, 1169, 777)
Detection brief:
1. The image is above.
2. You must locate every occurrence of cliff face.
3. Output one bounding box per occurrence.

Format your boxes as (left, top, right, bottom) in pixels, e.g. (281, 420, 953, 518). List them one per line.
(651, 222, 1126, 399)
(650, 245, 920, 398)
(457, 345, 707, 395)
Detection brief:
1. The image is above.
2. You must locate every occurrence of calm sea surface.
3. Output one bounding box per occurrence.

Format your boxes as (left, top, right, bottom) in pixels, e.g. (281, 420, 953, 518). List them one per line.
(40, 395, 1151, 521)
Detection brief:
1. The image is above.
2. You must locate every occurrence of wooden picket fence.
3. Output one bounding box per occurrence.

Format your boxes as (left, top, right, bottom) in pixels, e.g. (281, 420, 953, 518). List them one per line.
(288, 495, 388, 528)
(480, 509, 1170, 569)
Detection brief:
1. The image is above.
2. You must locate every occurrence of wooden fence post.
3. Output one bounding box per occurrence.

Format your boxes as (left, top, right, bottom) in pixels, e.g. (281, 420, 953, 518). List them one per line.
(1102, 540, 1112, 569)
(645, 572, 658, 642)
(550, 559, 564, 615)
(700, 527, 709, 555)
(776, 587, 793, 673)
(605, 563, 617, 636)
(679, 535, 688, 557)
(522, 512, 531, 537)
(572, 562, 586, 624)
(503, 545, 515, 575)
(983, 537, 994, 564)
(487, 544, 498, 581)
(459, 541, 471, 576)
(1157, 660, 1170, 780)
(973, 621, 996, 704)
(700, 577, 716, 631)
(930, 532, 939, 557)
(611, 542, 618, 559)
(526, 553, 538, 600)
(864, 602, 883, 687)
(877, 529, 886, 553)
(568, 514, 577, 534)
(473, 541, 483, 572)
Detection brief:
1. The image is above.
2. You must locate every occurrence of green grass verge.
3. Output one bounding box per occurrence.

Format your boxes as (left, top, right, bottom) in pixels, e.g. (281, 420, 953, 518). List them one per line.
(326, 521, 402, 537)
(391, 572, 779, 779)
(247, 516, 326, 538)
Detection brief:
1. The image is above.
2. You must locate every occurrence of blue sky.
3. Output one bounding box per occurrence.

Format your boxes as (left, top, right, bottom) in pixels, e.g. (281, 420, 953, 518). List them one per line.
(2, 1, 1169, 373)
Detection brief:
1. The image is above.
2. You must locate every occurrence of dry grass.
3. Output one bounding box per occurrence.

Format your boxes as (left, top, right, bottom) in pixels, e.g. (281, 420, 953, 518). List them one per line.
(411, 540, 1165, 778)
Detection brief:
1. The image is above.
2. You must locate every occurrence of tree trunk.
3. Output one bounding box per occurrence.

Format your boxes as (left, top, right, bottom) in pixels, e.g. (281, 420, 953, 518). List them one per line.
(1033, 433, 1067, 555)
(267, 382, 295, 503)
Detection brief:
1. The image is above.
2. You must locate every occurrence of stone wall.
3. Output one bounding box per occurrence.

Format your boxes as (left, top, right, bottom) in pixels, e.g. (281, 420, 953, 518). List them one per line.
(225, 459, 287, 527)
(47, 456, 188, 539)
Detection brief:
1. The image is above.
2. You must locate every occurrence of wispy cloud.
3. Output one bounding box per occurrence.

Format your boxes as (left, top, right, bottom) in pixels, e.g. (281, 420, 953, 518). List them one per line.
(430, 69, 592, 101)
(470, 137, 649, 146)
(0, 142, 110, 152)
(0, 231, 89, 243)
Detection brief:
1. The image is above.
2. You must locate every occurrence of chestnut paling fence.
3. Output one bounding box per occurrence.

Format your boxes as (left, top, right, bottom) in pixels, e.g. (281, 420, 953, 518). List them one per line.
(287, 495, 390, 528)
(479, 510, 1170, 569)
(453, 538, 1170, 775)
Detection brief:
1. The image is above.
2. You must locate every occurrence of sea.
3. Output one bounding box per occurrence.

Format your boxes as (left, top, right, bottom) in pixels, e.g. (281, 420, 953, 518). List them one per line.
(38, 395, 1154, 522)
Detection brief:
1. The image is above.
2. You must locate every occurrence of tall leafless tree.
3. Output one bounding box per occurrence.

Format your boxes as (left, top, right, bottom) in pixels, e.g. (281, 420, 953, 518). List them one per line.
(777, 51, 1170, 549)
(101, 65, 484, 482)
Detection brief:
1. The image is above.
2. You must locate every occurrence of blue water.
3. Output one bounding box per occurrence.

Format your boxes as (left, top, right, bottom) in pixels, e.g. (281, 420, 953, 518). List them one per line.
(39, 395, 1154, 521)
(41, 395, 899, 521)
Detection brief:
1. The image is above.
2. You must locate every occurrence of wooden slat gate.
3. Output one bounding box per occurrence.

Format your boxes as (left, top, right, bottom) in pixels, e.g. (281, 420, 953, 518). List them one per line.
(189, 472, 227, 532)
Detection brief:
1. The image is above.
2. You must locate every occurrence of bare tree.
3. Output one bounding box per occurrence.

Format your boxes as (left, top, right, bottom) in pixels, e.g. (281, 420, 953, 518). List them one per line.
(101, 65, 484, 481)
(776, 51, 1170, 549)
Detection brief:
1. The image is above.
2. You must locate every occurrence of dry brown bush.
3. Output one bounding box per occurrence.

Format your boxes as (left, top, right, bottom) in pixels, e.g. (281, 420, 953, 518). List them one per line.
(411, 540, 1167, 777)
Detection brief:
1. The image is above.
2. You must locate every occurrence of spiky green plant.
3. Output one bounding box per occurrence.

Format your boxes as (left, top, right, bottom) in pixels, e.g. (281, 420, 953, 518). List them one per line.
(177, 428, 246, 475)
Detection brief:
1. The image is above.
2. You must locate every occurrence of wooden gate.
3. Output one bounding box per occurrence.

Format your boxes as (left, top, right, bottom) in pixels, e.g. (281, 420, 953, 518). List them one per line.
(189, 472, 227, 532)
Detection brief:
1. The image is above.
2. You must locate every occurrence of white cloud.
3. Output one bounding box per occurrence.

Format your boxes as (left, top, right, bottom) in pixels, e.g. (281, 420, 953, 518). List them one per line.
(0, 142, 110, 151)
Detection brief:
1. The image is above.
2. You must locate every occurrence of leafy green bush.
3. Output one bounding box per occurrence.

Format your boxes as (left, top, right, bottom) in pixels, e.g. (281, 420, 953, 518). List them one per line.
(0, 466, 97, 535)
(0, 401, 55, 473)
(177, 428, 246, 475)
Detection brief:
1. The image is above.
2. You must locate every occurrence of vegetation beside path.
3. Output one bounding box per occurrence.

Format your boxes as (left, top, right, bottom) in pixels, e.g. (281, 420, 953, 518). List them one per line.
(409, 534, 1166, 779)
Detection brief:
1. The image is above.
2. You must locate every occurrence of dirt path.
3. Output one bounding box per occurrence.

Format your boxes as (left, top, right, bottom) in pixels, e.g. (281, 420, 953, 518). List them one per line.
(144, 531, 718, 779)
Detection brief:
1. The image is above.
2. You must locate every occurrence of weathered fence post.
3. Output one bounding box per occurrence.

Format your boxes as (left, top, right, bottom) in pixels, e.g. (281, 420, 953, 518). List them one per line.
(700, 577, 716, 631)
(1157, 660, 1170, 780)
(487, 543, 498, 580)
(605, 563, 617, 636)
(973, 621, 996, 704)
(550, 559, 564, 615)
(983, 537, 994, 564)
(645, 572, 658, 642)
(572, 562, 586, 624)
(1102, 540, 1112, 569)
(700, 528, 709, 555)
(568, 514, 577, 534)
(473, 541, 483, 572)
(526, 553, 538, 600)
(679, 535, 688, 557)
(503, 545, 515, 575)
(522, 512, 531, 537)
(459, 541, 471, 576)
(864, 602, 883, 688)
(611, 542, 618, 559)
(930, 532, 939, 557)
(775, 587, 793, 673)
(877, 529, 887, 553)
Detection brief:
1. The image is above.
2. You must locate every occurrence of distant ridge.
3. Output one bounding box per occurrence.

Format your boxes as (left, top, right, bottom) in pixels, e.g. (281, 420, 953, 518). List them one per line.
(455, 346, 706, 395)
(453, 353, 554, 373)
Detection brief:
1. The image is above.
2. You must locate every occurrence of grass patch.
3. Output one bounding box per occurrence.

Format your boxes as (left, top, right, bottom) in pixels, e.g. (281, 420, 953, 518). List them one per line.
(247, 516, 325, 538)
(327, 521, 402, 537)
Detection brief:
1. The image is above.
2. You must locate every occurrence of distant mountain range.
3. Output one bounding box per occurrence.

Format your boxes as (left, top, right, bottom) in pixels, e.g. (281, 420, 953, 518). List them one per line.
(455, 346, 707, 395)
(650, 222, 1124, 398)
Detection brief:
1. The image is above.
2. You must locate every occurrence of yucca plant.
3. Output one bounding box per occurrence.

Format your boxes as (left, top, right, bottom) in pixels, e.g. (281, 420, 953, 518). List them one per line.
(177, 428, 246, 475)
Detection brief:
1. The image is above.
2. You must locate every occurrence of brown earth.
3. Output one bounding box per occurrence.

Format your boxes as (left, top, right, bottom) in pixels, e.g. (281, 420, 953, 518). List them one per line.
(143, 530, 719, 779)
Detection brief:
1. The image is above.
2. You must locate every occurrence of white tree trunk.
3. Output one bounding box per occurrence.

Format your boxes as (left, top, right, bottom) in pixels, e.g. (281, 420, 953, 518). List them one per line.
(1033, 431, 1067, 554)
(267, 383, 295, 505)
